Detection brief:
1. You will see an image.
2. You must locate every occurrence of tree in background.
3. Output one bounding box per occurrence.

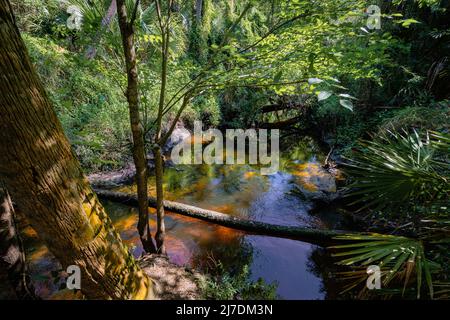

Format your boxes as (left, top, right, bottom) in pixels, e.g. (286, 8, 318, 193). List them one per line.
(116, 0, 157, 253)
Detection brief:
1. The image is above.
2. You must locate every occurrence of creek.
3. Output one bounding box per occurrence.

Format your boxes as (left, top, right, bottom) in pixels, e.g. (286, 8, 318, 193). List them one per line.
(23, 137, 346, 299)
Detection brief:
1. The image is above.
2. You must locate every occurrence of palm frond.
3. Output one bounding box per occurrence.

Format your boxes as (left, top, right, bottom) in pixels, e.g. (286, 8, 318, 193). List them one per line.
(342, 129, 449, 211)
(330, 233, 441, 298)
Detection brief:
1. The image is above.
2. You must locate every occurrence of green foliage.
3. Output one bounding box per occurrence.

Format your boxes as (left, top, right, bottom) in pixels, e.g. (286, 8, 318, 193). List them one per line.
(188, 94, 221, 128)
(11, 0, 450, 301)
(331, 234, 440, 298)
(334, 129, 450, 299)
(200, 263, 278, 300)
(343, 130, 449, 212)
(378, 105, 450, 133)
(219, 87, 266, 128)
(23, 33, 130, 172)
(10, 0, 65, 36)
(15, 0, 450, 175)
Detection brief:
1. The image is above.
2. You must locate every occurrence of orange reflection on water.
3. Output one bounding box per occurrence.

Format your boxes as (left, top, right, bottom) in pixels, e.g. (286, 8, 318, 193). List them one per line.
(113, 213, 138, 231)
(214, 225, 243, 242)
(22, 225, 38, 239)
(28, 245, 50, 261)
(209, 204, 236, 214)
(243, 171, 257, 179)
(289, 162, 337, 192)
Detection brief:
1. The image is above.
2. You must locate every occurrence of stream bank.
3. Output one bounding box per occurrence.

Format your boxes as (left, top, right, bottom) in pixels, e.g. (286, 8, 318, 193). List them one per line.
(139, 254, 205, 300)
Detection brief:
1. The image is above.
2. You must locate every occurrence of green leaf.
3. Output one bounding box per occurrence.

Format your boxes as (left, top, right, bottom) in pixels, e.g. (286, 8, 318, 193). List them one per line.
(317, 91, 332, 101)
(399, 19, 421, 28)
(273, 70, 283, 83)
(338, 93, 357, 100)
(308, 78, 323, 85)
(331, 234, 441, 298)
(339, 99, 354, 111)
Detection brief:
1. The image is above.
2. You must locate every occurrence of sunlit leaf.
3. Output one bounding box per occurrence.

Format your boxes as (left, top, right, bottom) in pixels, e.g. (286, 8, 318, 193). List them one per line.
(308, 78, 323, 85)
(338, 93, 357, 100)
(317, 91, 332, 101)
(339, 99, 354, 111)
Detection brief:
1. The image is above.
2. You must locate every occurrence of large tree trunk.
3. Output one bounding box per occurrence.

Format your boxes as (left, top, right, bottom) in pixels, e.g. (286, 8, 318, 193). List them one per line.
(0, 0, 153, 299)
(117, 0, 156, 254)
(0, 186, 38, 299)
(95, 189, 348, 245)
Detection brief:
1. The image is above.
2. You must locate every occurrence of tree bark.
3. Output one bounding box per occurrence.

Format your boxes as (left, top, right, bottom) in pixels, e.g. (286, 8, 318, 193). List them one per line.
(0, 186, 38, 299)
(0, 0, 153, 299)
(94, 189, 349, 245)
(154, 0, 170, 255)
(153, 146, 166, 254)
(195, 0, 203, 23)
(117, 0, 157, 254)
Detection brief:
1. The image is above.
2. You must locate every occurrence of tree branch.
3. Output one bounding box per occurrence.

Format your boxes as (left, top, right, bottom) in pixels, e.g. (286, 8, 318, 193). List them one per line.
(130, 0, 141, 25)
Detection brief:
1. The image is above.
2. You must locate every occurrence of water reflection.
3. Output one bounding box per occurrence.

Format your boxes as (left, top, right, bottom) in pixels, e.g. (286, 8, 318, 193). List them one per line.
(23, 137, 343, 299)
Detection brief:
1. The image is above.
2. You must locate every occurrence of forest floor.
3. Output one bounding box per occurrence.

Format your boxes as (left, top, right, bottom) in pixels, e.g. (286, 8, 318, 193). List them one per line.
(139, 254, 205, 300)
(47, 254, 206, 300)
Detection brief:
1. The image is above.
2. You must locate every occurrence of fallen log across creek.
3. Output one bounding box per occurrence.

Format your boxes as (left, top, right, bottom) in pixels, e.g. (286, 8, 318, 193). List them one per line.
(94, 189, 354, 246)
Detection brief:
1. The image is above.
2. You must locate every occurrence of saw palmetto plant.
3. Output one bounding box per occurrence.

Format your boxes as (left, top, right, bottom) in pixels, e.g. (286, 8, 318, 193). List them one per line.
(342, 130, 449, 212)
(330, 234, 440, 299)
(332, 129, 449, 299)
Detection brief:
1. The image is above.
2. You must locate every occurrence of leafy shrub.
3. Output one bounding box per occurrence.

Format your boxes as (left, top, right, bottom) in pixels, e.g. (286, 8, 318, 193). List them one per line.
(200, 263, 278, 300)
(343, 130, 449, 212)
(378, 105, 450, 133)
(23, 33, 130, 172)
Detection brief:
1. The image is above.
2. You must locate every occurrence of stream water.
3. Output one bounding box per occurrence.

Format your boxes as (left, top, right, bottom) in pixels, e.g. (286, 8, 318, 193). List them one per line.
(22, 137, 345, 299)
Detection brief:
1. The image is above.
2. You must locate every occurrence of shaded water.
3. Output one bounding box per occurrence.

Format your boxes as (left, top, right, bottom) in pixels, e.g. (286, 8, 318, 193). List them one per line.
(22, 138, 343, 299)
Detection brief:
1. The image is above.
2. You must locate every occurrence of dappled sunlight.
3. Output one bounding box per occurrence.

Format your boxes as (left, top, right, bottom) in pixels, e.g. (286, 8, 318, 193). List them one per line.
(23, 137, 337, 299)
(2, 0, 445, 301)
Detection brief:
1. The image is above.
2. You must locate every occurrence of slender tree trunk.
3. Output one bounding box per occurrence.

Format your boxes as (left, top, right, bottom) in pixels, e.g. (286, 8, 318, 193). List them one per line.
(0, 0, 153, 299)
(154, 0, 170, 255)
(0, 186, 38, 299)
(153, 146, 166, 254)
(117, 0, 156, 254)
(195, 0, 203, 23)
(189, 0, 207, 63)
